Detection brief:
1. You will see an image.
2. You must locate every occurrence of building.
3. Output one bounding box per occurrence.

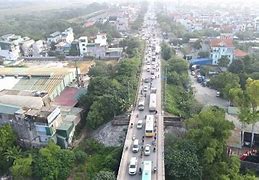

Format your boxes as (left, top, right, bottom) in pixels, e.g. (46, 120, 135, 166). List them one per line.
(0, 67, 78, 100)
(0, 34, 22, 61)
(21, 38, 35, 57)
(32, 40, 46, 57)
(94, 33, 107, 47)
(0, 89, 82, 148)
(47, 31, 62, 45)
(79, 36, 88, 56)
(105, 48, 123, 59)
(234, 49, 248, 59)
(86, 43, 106, 59)
(209, 37, 234, 65)
(61, 27, 74, 44)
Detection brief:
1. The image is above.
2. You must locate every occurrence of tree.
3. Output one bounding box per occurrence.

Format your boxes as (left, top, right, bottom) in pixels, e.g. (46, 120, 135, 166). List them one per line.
(33, 141, 75, 180)
(218, 56, 230, 67)
(165, 136, 202, 180)
(246, 79, 259, 147)
(161, 43, 172, 60)
(198, 51, 210, 58)
(228, 59, 245, 74)
(186, 107, 234, 179)
(209, 72, 240, 98)
(192, 39, 202, 50)
(74, 149, 87, 164)
(93, 171, 116, 180)
(11, 155, 32, 179)
(69, 43, 80, 56)
(0, 124, 17, 173)
(229, 87, 251, 146)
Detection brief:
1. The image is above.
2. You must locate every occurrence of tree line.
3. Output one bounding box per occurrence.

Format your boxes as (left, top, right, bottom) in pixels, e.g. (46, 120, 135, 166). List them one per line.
(0, 124, 120, 180)
(79, 37, 143, 129)
(161, 42, 201, 118)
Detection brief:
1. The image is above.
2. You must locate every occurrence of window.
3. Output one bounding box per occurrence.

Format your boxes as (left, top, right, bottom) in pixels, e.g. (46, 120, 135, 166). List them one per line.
(83, 48, 86, 51)
(82, 44, 85, 46)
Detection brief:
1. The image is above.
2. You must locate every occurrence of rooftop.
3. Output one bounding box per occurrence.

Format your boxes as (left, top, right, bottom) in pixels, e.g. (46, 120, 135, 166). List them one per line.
(0, 103, 20, 115)
(54, 87, 81, 107)
(210, 38, 234, 47)
(234, 49, 248, 57)
(0, 95, 44, 109)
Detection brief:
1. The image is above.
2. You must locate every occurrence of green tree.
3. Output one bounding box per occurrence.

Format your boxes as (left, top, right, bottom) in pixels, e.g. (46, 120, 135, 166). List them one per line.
(68, 43, 79, 56)
(93, 171, 116, 180)
(0, 124, 17, 173)
(161, 42, 172, 60)
(11, 155, 32, 179)
(198, 51, 210, 58)
(209, 72, 240, 98)
(187, 107, 234, 179)
(229, 87, 250, 146)
(192, 39, 202, 50)
(165, 136, 202, 180)
(228, 59, 245, 74)
(218, 56, 230, 67)
(246, 79, 259, 147)
(74, 149, 87, 164)
(33, 141, 75, 180)
(3, 146, 21, 164)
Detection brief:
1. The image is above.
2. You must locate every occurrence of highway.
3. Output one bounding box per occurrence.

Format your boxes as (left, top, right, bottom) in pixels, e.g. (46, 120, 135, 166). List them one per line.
(117, 4, 165, 180)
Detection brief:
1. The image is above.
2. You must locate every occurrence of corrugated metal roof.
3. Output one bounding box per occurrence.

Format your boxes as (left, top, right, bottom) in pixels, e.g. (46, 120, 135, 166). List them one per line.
(0, 103, 20, 114)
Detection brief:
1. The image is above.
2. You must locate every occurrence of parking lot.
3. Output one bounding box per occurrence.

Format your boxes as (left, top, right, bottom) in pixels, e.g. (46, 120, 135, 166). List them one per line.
(189, 70, 229, 109)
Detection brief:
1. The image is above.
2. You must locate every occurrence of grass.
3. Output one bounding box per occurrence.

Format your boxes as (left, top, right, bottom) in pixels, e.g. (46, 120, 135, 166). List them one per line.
(165, 84, 182, 116)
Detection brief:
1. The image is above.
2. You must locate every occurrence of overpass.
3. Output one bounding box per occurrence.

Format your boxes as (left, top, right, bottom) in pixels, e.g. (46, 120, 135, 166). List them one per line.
(117, 4, 165, 180)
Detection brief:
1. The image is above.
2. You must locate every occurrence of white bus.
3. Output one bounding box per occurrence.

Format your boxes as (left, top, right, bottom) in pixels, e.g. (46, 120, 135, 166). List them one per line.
(145, 115, 154, 137)
(142, 161, 152, 180)
(149, 93, 156, 112)
(138, 98, 145, 111)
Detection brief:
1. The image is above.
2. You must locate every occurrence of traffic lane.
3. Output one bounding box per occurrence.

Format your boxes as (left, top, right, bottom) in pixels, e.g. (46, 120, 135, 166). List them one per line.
(126, 110, 157, 179)
(189, 72, 229, 109)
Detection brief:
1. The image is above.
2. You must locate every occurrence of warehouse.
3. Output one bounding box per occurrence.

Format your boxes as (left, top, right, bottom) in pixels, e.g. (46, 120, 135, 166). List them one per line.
(0, 67, 78, 99)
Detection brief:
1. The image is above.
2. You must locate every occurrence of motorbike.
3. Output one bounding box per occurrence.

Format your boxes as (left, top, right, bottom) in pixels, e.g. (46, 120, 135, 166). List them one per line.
(153, 167, 157, 174)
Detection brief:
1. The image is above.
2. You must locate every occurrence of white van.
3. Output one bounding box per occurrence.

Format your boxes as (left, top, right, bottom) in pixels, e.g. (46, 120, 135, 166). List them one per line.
(128, 157, 138, 175)
(132, 139, 139, 153)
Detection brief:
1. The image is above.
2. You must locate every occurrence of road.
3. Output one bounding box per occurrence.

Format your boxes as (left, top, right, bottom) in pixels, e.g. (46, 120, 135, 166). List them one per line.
(189, 71, 229, 109)
(117, 4, 165, 180)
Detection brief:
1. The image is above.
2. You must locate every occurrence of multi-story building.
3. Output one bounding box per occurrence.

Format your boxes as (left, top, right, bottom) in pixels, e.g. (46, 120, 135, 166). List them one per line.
(0, 34, 22, 61)
(61, 27, 74, 44)
(32, 40, 46, 57)
(78, 36, 88, 56)
(0, 89, 77, 148)
(209, 37, 234, 65)
(21, 38, 35, 57)
(47, 31, 62, 45)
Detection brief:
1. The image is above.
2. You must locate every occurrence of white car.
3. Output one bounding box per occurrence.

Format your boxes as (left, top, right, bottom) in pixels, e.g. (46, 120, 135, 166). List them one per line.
(143, 85, 148, 92)
(144, 145, 151, 156)
(128, 157, 137, 175)
(151, 75, 155, 80)
(136, 120, 143, 129)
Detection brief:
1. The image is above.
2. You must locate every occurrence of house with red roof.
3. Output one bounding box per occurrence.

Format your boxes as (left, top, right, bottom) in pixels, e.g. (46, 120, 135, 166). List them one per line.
(209, 37, 235, 65)
(234, 49, 248, 59)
